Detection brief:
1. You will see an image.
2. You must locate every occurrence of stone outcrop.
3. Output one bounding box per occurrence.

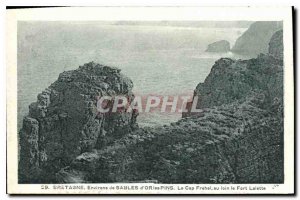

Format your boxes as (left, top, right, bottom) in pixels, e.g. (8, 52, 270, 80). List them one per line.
(231, 21, 282, 56)
(191, 55, 283, 111)
(18, 62, 138, 183)
(57, 94, 283, 183)
(191, 29, 283, 111)
(19, 29, 284, 184)
(205, 40, 230, 52)
(55, 32, 284, 184)
(269, 30, 283, 60)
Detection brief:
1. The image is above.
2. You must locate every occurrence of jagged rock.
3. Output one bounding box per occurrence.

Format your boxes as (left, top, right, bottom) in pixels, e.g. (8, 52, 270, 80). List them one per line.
(57, 94, 283, 183)
(18, 62, 138, 183)
(231, 21, 283, 56)
(189, 55, 283, 111)
(187, 30, 284, 113)
(57, 42, 283, 184)
(205, 40, 230, 52)
(20, 29, 284, 184)
(269, 30, 283, 60)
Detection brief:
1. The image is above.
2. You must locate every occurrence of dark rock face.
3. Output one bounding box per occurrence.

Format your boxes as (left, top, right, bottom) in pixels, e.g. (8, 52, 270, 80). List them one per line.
(192, 29, 283, 111)
(18, 62, 138, 183)
(57, 94, 283, 183)
(19, 27, 284, 184)
(231, 21, 283, 56)
(192, 55, 283, 110)
(269, 30, 283, 60)
(55, 36, 283, 183)
(205, 40, 230, 52)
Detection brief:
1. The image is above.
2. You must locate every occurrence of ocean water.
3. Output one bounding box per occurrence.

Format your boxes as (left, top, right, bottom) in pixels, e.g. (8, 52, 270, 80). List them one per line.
(18, 22, 247, 128)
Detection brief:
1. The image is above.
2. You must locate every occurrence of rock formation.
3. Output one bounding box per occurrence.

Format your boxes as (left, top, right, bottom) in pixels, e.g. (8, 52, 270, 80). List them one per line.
(205, 40, 230, 53)
(269, 30, 283, 60)
(231, 21, 283, 56)
(55, 31, 283, 184)
(57, 94, 283, 183)
(190, 55, 283, 111)
(19, 30, 284, 184)
(18, 62, 138, 183)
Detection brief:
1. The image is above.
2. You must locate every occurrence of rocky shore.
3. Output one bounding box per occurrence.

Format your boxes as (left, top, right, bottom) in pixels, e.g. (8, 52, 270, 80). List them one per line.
(19, 29, 284, 184)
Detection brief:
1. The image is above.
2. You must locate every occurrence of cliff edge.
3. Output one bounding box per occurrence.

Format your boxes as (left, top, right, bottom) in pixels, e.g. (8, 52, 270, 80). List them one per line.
(55, 31, 284, 184)
(269, 30, 283, 60)
(231, 21, 282, 56)
(19, 30, 284, 184)
(19, 62, 138, 183)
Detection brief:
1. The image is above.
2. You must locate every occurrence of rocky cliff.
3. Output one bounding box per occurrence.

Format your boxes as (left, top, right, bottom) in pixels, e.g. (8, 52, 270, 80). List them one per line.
(18, 62, 138, 183)
(190, 54, 283, 111)
(191, 29, 283, 111)
(19, 30, 284, 184)
(205, 40, 230, 52)
(55, 31, 284, 184)
(231, 21, 282, 56)
(56, 54, 283, 183)
(269, 30, 283, 60)
(57, 94, 283, 183)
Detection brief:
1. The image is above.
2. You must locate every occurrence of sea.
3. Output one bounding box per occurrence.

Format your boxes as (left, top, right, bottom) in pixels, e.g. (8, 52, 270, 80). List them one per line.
(17, 22, 249, 128)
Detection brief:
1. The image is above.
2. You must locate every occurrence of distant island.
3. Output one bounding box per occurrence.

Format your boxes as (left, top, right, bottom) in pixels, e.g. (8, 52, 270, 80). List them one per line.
(205, 40, 230, 52)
